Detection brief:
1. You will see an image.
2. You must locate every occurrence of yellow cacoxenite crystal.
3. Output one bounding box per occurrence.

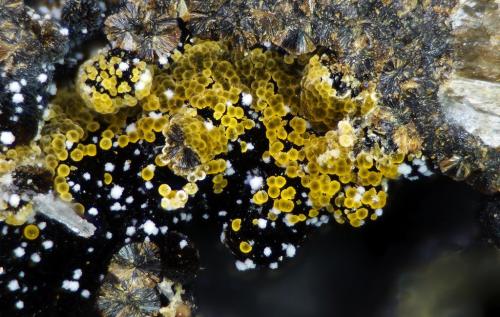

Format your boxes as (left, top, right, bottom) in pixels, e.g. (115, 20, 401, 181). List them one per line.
(77, 49, 153, 114)
(29, 39, 419, 231)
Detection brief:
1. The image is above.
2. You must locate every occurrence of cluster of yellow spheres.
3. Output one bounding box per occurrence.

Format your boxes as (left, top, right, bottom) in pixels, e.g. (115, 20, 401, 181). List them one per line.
(0, 40, 421, 235)
(77, 49, 153, 114)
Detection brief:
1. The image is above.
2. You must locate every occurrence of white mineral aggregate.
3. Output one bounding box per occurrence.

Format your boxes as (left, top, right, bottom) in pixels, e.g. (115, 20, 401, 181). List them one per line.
(247, 175, 263, 192)
(88, 207, 98, 216)
(0, 131, 15, 144)
(13, 247, 25, 257)
(241, 93, 253, 106)
(62, 280, 79, 292)
(257, 218, 267, 229)
(110, 202, 122, 211)
(235, 258, 256, 271)
(73, 269, 83, 280)
(48, 83, 57, 95)
(263, 247, 272, 257)
(8, 81, 21, 92)
(125, 123, 136, 133)
(134, 68, 152, 91)
(30, 253, 41, 263)
(8, 279, 20, 291)
(204, 120, 214, 130)
(12, 93, 24, 103)
(8, 194, 20, 208)
(126, 226, 136, 236)
(118, 62, 129, 71)
(33, 193, 96, 238)
(179, 240, 188, 249)
(143, 220, 159, 235)
(225, 160, 235, 175)
(123, 160, 131, 171)
(160, 226, 168, 234)
(104, 162, 115, 172)
(285, 244, 296, 257)
(81, 289, 90, 298)
(164, 89, 174, 99)
(110, 185, 124, 199)
(158, 55, 168, 65)
(398, 163, 412, 176)
(37, 73, 48, 83)
(42, 240, 54, 249)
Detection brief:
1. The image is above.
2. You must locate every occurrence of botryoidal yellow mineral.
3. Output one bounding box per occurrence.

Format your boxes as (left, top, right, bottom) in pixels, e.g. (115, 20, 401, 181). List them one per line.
(1, 39, 424, 267)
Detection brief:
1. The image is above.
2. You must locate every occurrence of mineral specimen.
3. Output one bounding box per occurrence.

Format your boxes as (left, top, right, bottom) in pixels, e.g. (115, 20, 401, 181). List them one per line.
(0, 0, 498, 315)
(104, 0, 182, 62)
(186, 0, 316, 54)
(98, 241, 163, 316)
(34, 39, 423, 269)
(98, 237, 197, 317)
